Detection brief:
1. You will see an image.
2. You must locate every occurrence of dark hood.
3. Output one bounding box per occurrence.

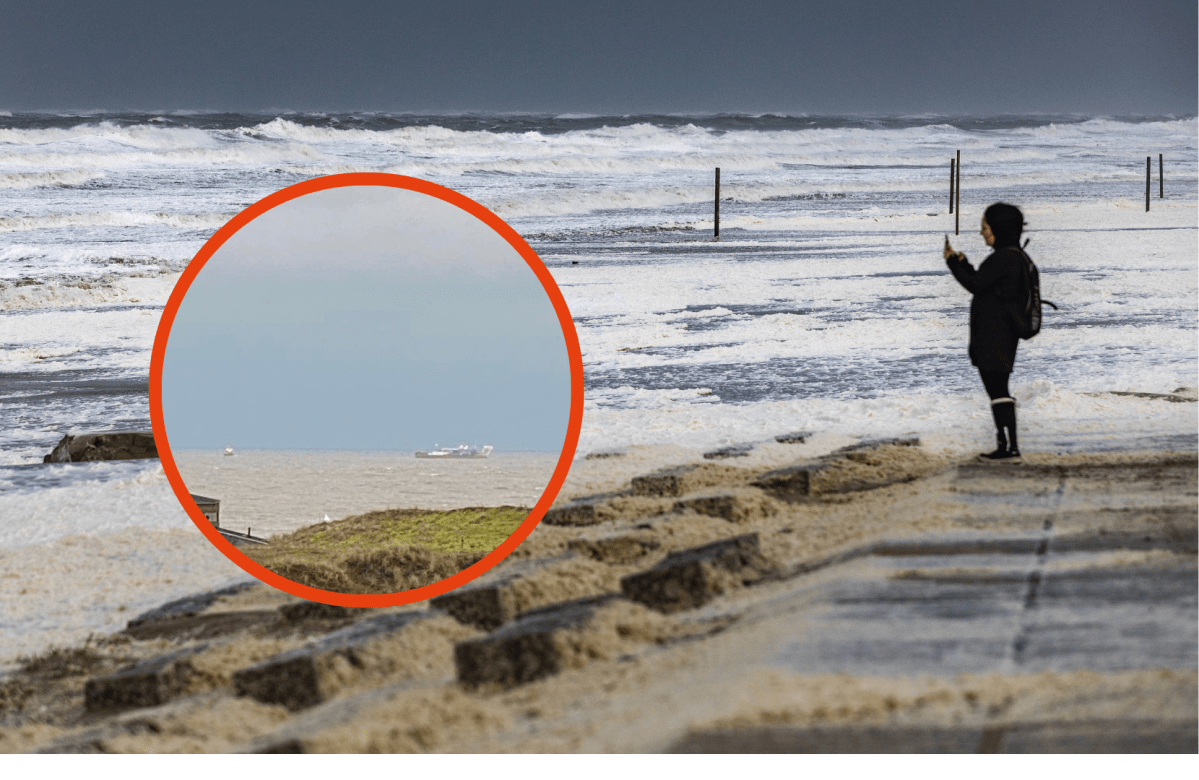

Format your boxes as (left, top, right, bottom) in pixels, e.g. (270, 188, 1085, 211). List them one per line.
(985, 202, 1024, 248)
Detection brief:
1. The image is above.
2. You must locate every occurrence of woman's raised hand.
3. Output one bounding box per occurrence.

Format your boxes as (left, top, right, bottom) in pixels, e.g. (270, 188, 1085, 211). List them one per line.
(943, 235, 957, 260)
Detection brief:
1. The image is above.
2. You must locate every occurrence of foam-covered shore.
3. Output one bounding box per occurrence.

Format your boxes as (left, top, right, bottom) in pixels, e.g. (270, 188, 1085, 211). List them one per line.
(569, 196, 1198, 457)
(1, 442, 1194, 753)
(578, 383, 1199, 457)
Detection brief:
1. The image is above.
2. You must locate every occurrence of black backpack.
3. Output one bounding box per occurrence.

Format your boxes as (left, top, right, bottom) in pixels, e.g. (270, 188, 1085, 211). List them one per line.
(1011, 239, 1057, 340)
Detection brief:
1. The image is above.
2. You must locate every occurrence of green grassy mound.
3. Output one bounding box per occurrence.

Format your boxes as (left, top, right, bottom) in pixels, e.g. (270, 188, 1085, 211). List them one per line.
(244, 506, 529, 595)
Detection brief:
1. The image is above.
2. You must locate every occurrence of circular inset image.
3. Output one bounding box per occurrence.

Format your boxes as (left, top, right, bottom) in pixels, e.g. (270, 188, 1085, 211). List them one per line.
(150, 174, 582, 607)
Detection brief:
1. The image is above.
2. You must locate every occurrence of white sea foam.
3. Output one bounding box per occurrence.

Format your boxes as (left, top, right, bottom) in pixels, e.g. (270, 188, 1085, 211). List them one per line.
(0, 306, 162, 373)
(0, 210, 233, 234)
(0, 132, 321, 170)
(0, 121, 221, 150)
(577, 382, 1199, 456)
(0, 170, 103, 189)
(0, 113, 1194, 660)
(0, 466, 249, 661)
(1010, 117, 1196, 138)
(0, 242, 190, 278)
(0, 271, 178, 309)
(0, 462, 183, 548)
(0, 528, 250, 661)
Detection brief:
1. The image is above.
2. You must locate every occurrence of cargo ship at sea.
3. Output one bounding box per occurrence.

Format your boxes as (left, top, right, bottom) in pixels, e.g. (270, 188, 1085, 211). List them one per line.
(414, 444, 494, 459)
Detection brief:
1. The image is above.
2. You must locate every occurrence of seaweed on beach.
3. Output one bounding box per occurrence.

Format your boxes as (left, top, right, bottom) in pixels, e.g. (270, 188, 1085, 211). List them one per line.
(17, 636, 129, 680)
(1, 636, 133, 717)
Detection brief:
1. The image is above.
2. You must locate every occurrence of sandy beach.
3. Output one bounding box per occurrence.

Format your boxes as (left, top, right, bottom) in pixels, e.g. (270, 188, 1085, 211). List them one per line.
(0, 436, 1194, 753)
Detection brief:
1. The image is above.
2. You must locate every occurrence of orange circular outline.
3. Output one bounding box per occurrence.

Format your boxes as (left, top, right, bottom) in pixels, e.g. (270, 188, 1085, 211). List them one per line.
(149, 173, 583, 608)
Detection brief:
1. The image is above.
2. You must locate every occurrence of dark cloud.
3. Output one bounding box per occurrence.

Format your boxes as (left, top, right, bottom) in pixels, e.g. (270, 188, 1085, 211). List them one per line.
(2, 0, 1194, 113)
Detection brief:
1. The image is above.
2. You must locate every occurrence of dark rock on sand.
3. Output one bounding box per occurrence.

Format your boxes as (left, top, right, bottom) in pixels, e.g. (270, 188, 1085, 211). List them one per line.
(44, 431, 158, 463)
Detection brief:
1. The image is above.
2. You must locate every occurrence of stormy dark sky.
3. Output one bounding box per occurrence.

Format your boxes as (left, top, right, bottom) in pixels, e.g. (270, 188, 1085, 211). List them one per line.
(2, 0, 1194, 114)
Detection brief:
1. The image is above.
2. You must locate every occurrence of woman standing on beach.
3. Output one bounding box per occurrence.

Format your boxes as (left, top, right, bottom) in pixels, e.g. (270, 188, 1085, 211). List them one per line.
(944, 203, 1028, 462)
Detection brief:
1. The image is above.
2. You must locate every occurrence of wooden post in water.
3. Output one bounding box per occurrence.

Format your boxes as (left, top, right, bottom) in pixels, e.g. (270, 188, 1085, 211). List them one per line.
(1145, 156, 1150, 212)
(714, 167, 720, 239)
(955, 150, 961, 235)
(949, 158, 955, 213)
(1159, 153, 1164, 199)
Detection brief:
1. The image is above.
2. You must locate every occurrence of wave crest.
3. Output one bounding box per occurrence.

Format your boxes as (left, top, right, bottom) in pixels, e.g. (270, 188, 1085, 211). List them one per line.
(0, 170, 101, 189)
(0, 211, 232, 234)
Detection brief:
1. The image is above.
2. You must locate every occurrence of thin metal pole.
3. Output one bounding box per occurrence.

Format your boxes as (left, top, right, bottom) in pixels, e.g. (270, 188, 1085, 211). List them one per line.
(714, 167, 720, 239)
(949, 158, 955, 213)
(1145, 157, 1150, 212)
(1159, 153, 1164, 199)
(955, 150, 961, 235)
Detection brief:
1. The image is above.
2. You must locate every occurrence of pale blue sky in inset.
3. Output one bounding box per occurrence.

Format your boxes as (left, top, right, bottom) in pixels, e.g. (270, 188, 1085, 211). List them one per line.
(161, 186, 572, 452)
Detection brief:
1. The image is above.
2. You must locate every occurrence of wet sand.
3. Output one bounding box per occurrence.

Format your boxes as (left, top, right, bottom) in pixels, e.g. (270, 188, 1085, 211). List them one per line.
(0, 439, 1194, 753)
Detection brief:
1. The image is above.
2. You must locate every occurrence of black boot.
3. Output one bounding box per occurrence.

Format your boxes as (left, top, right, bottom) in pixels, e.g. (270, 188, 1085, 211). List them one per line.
(979, 398, 1021, 462)
(1000, 400, 1020, 456)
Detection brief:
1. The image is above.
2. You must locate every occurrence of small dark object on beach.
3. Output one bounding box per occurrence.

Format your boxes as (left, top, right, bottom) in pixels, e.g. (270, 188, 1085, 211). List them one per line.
(703, 444, 753, 459)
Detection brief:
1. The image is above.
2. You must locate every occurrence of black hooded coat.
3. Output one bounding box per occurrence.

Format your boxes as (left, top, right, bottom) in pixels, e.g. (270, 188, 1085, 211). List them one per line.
(946, 246, 1026, 373)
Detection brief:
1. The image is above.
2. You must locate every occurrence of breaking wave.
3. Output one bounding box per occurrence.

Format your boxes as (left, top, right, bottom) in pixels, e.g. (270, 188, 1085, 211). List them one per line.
(0, 211, 233, 233)
(0, 170, 102, 189)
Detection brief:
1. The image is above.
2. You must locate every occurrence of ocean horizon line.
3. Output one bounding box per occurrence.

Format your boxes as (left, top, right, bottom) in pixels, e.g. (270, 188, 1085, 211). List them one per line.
(1, 109, 1194, 124)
